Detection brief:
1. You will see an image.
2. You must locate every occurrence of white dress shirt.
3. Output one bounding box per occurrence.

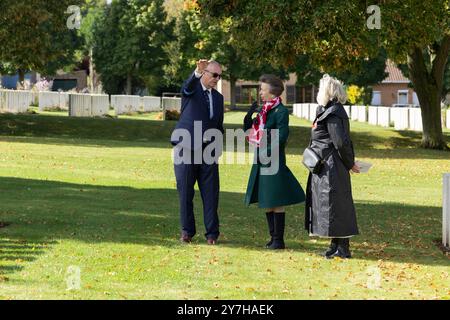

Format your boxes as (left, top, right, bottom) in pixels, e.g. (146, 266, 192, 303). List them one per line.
(195, 71, 213, 119)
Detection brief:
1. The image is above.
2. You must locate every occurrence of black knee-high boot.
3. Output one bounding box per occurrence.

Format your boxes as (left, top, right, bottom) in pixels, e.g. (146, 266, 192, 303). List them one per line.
(327, 238, 352, 259)
(323, 238, 339, 257)
(267, 212, 285, 249)
(265, 212, 274, 248)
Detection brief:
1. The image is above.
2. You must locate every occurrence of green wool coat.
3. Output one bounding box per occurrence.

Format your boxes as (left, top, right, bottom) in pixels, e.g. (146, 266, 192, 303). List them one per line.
(244, 103, 305, 208)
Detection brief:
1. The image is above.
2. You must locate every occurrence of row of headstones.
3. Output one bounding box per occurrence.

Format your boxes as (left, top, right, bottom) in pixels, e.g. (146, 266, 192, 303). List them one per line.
(0, 89, 183, 117)
(0, 89, 33, 113)
(71, 94, 181, 117)
(293, 103, 450, 131)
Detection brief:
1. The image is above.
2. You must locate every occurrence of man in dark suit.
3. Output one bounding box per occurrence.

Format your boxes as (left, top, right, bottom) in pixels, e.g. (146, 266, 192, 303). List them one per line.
(171, 59, 224, 245)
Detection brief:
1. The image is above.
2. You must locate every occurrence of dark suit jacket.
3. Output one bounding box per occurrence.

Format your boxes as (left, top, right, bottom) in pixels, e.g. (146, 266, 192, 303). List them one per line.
(171, 72, 224, 150)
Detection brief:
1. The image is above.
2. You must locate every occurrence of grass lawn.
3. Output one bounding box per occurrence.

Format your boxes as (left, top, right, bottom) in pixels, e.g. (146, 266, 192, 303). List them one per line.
(0, 109, 449, 299)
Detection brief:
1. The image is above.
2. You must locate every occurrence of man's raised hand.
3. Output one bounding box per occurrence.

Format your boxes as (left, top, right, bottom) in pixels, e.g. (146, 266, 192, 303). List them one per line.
(196, 59, 209, 74)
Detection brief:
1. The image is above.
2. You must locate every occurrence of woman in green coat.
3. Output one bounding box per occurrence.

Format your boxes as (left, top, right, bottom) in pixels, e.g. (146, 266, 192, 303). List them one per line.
(244, 74, 305, 249)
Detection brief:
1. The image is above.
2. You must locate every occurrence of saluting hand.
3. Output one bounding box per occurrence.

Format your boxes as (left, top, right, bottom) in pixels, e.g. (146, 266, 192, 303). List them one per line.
(196, 59, 209, 75)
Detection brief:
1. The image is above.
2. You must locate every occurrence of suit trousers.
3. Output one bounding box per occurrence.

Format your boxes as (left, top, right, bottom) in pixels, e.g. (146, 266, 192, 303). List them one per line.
(174, 148, 220, 240)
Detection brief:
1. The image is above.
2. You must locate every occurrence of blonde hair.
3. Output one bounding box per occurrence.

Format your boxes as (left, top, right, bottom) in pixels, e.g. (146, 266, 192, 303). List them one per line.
(316, 74, 347, 106)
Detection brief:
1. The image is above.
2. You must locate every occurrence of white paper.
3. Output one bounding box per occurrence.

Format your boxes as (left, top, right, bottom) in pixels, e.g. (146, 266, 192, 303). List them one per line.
(355, 160, 372, 173)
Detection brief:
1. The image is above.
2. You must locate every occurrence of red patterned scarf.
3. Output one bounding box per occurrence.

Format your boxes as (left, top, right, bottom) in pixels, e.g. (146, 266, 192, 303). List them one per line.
(247, 96, 281, 146)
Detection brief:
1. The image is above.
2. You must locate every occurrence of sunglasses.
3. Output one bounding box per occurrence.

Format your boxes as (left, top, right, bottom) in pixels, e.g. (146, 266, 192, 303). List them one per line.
(204, 70, 222, 79)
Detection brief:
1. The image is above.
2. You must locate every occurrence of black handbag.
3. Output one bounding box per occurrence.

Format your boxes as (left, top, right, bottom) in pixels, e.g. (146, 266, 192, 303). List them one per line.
(302, 146, 333, 174)
(302, 113, 334, 174)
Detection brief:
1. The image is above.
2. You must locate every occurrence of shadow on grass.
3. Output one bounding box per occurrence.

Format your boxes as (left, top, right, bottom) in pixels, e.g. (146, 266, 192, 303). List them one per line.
(0, 176, 448, 277)
(1, 113, 449, 159)
(0, 113, 176, 148)
(0, 239, 56, 276)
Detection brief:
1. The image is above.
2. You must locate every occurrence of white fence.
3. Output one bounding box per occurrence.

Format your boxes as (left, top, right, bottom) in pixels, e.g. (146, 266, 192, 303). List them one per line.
(69, 94, 109, 117)
(443, 174, 450, 248)
(111, 95, 161, 115)
(0, 89, 32, 113)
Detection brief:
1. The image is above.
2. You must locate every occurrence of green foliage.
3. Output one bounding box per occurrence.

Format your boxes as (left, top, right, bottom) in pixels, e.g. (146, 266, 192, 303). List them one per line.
(79, 0, 108, 52)
(91, 0, 174, 94)
(163, 8, 203, 87)
(293, 50, 387, 87)
(163, 3, 288, 89)
(199, 0, 449, 73)
(0, 0, 83, 81)
(200, 0, 450, 148)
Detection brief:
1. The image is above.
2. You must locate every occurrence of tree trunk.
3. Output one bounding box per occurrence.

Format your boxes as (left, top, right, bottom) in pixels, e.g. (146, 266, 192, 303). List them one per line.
(229, 76, 237, 110)
(89, 48, 94, 93)
(407, 37, 450, 150)
(18, 69, 25, 88)
(126, 73, 132, 95)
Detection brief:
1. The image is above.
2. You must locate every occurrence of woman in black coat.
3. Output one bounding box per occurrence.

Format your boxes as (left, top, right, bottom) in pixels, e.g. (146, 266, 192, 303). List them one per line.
(305, 74, 360, 259)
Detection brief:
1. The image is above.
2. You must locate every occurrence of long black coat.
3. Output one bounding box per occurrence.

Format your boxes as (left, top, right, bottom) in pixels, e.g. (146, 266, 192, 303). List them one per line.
(304, 101, 359, 238)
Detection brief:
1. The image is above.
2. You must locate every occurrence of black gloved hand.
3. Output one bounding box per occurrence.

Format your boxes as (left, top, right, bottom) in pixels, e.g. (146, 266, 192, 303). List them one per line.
(244, 101, 258, 131)
(249, 101, 258, 114)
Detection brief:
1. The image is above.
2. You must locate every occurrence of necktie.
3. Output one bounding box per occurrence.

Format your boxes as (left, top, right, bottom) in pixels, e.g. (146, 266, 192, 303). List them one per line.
(203, 90, 213, 119)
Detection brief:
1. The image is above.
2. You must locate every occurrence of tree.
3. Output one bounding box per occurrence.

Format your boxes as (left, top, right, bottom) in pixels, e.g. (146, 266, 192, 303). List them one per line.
(92, 0, 173, 94)
(165, 2, 288, 108)
(0, 0, 83, 84)
(78, 0, 109, 92)
(291, 50, 388, 105)
(163, 6, 203, 89)
(200, 0, 450, 149)
(213, 16, 289, 108)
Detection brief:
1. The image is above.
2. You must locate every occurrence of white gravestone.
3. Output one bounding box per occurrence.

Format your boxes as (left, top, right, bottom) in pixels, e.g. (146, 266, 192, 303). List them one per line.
(140, 96, 161, 113)
(351, 105, 359, 121)
(408, 108, 423, 132)
(368, 106, 378, 125)
(357, 105, 367, 122)
(443, 174, 450, 248)
(377, 107, 390, 127)
(301, 103, 309, 120)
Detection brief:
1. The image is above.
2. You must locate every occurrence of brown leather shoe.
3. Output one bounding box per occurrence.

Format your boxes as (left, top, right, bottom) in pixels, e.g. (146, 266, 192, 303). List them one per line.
(207, 238, 217, 245)
(180, 234, 192, 243)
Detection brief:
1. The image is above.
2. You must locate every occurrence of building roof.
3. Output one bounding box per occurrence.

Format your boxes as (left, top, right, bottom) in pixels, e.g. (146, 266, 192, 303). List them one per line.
(382, 59, 410, 83)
